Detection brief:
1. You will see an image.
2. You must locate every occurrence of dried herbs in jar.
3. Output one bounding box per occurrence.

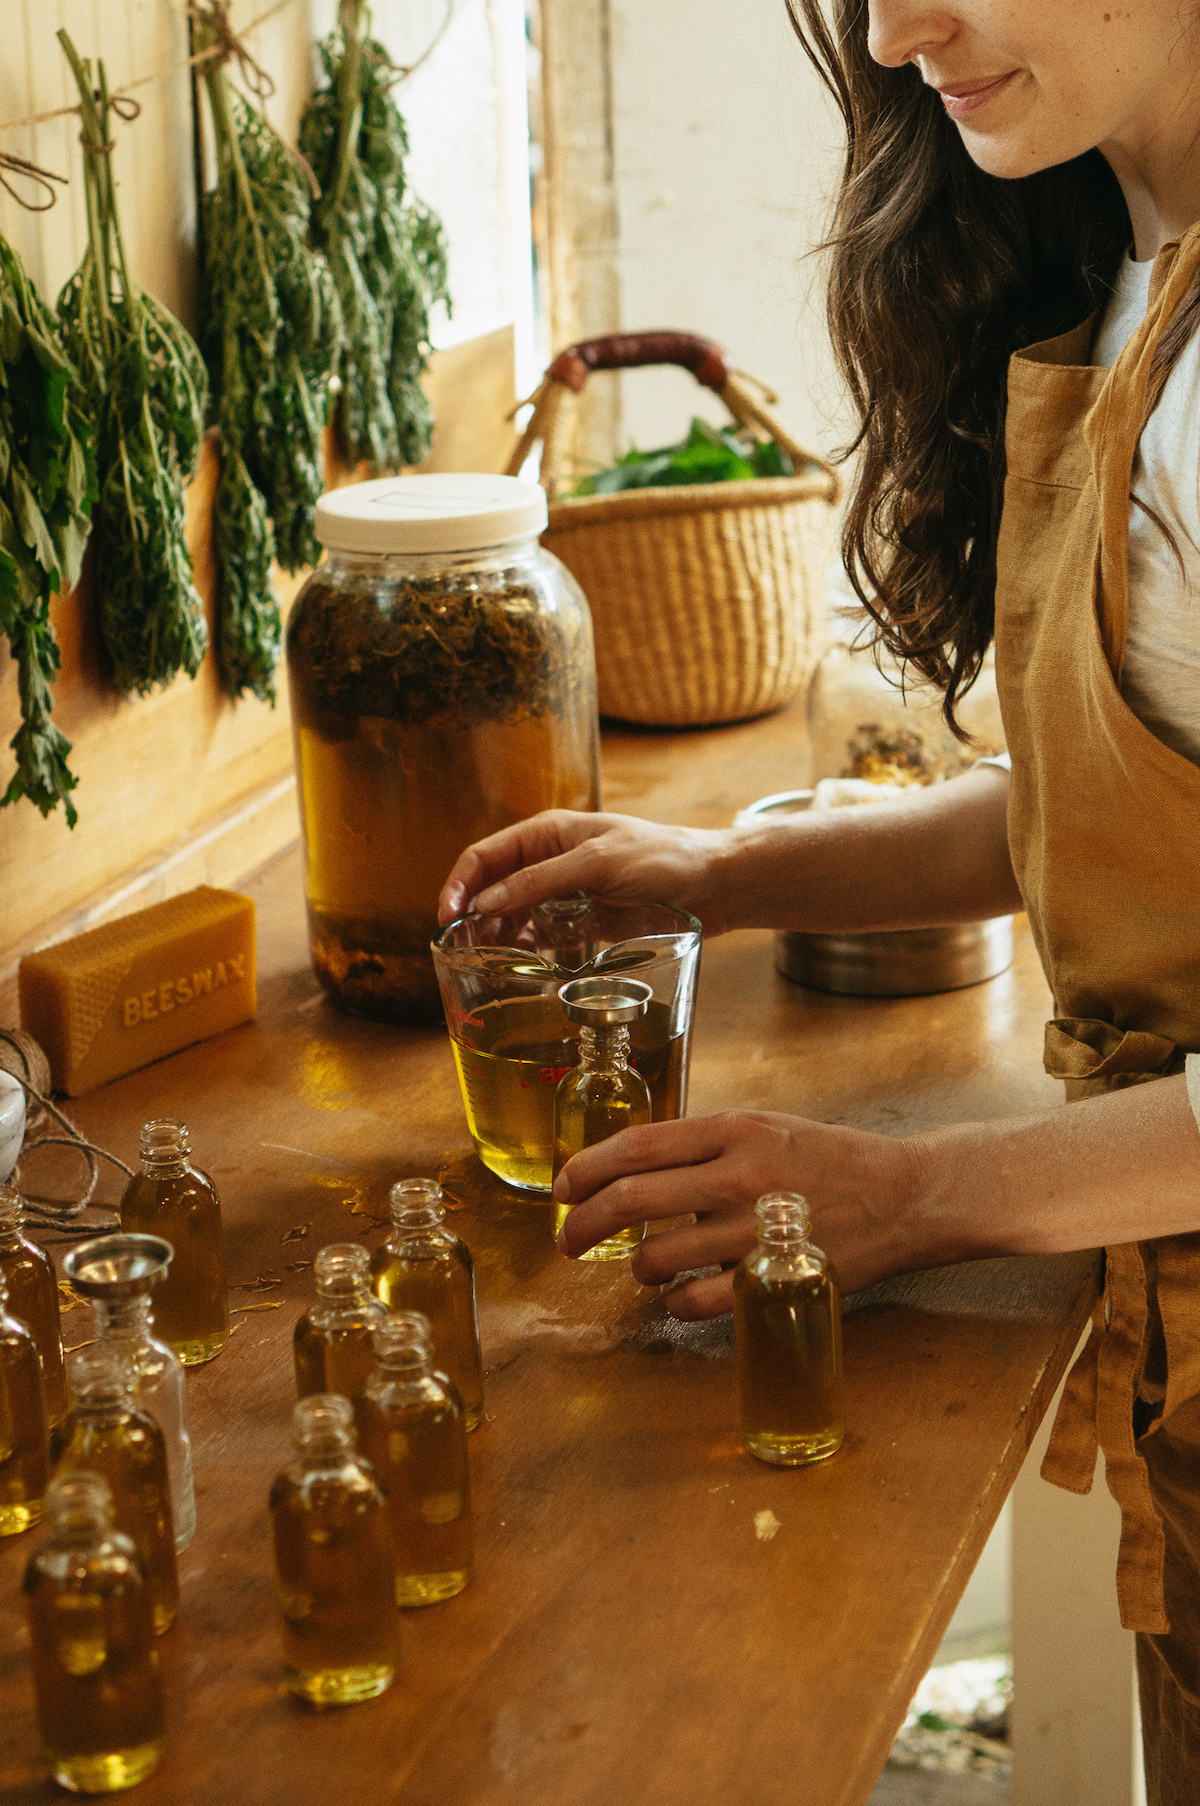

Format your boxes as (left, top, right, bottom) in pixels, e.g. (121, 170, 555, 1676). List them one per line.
(287, 475, 601, 1024)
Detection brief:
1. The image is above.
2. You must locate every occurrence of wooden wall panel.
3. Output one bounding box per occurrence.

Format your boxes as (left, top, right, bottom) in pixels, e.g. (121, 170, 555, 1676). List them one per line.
(0, 325, 517, 980)
(0, 0, 531, 977)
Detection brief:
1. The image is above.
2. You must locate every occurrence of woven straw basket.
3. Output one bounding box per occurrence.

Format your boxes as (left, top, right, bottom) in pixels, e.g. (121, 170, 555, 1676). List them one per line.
(506, 331, 840, 727)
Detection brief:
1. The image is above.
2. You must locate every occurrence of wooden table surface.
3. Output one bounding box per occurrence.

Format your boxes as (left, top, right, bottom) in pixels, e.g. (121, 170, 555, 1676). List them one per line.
(0, 698, 1099, 1806)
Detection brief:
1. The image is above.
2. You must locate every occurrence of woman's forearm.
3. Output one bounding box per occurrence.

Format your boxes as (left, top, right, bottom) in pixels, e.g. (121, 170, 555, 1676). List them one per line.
(906, 1073, 1200, 1267)
(716, 763, 1021, 934)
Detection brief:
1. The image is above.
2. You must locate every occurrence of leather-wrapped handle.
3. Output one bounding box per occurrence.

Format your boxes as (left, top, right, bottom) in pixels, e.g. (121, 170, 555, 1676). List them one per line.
(547, 331, 730, 395)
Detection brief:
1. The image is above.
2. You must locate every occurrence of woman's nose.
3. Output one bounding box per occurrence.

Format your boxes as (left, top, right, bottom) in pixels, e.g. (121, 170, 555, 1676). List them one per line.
(867, 1, 957, 68)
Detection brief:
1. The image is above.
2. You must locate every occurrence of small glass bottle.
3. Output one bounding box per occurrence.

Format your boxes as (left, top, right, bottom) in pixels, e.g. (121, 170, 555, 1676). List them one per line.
(51, 1345, 179, 1634)
(63, 1235, 196, 1554)
(369, 1180, 484, 1432)
(269, 1393, 400, 1704)
(355, 1313, 473, 1605)
(23, 1471, 166, 1793)
(0, 1185, 66, 1425)
(552, 977, 653, 1260)
(294, 1244, 385, 1401)
(120, 1120, 229, 1367)
(0, 1266, 50, 1535)
(733, 1193, 845, 1467)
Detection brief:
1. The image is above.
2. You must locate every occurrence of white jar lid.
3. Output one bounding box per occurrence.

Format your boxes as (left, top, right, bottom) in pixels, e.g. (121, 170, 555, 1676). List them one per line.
(314, 472, 548, 555)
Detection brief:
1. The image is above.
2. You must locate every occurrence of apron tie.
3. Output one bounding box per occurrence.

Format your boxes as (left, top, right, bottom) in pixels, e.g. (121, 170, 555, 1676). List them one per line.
(1044, 1018, 1182, 1100)
(1039, 1018, 1177, 1634)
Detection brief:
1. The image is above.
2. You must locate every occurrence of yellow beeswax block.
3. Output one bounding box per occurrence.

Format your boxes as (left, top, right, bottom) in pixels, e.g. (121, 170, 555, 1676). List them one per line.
(19, 887, 257, 1097)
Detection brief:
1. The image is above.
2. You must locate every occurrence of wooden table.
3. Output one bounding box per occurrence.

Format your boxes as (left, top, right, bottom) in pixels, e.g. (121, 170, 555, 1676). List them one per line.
(0, 699, 1099, 1806)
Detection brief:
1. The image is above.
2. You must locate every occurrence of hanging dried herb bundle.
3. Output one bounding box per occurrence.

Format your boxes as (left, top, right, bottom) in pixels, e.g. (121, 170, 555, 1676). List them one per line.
(195, 18, 340, 702)
(56, 37, 209, 699)
(0, 235, 96, 825)
(299, 0, 449, 471)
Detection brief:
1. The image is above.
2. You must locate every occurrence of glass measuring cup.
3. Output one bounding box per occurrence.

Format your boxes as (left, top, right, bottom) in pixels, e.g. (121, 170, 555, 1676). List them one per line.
(432, 899, 702, 1192)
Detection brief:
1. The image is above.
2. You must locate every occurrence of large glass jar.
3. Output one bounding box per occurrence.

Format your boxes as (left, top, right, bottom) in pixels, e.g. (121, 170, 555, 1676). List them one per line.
(287, 475, 601, 1025)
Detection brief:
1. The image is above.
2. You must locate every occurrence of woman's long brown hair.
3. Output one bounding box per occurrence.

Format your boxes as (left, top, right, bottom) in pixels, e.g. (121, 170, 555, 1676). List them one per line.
(788, 0, 1131, 731)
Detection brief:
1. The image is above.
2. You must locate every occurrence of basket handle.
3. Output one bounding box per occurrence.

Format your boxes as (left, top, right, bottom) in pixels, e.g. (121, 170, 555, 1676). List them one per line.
(506, 331, 840, 504)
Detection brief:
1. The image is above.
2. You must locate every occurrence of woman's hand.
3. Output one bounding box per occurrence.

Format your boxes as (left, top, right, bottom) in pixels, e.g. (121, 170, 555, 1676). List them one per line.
(553, 1109, 923, 1318)
(437, 809, 740, 933)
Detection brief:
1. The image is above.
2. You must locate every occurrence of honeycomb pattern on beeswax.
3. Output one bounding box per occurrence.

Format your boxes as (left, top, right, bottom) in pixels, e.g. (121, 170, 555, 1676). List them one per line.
(65, 955, 138, 1074)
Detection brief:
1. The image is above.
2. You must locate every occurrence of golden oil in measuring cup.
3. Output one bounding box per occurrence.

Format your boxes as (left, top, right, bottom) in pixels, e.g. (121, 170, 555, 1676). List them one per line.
(733, 1194, 845, 1467)
(450, 994, 682, 1192)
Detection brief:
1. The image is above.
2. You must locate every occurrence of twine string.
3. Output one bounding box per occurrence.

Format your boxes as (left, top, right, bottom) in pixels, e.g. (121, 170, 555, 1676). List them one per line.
(0, 1029, 129, 1234)
(0, 150, 67, 212)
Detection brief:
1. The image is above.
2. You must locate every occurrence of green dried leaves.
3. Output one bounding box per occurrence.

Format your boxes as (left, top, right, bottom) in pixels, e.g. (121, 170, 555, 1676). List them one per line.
(57, 36, 208, 699)
(198, 47, 339, 700)
(300, 0, 449, 471)
(287, 569, 557, 733)
(0, 233, 96, 824)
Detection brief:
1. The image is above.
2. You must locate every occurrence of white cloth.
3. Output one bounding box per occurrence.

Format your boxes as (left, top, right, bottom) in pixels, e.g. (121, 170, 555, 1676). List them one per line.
(1093, 254, 1200, 765)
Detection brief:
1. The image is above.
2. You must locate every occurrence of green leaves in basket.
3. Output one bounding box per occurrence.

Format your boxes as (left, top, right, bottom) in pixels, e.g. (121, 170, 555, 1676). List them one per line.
(571, 416, 793, 497)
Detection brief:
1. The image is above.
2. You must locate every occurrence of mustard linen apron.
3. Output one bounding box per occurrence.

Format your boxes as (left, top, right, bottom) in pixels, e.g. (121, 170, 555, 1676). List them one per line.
(994, 222, 1200, 1796)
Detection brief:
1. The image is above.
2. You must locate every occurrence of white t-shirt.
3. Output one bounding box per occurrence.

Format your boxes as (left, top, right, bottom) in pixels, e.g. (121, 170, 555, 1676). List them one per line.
(986, 254, 1200, 1119)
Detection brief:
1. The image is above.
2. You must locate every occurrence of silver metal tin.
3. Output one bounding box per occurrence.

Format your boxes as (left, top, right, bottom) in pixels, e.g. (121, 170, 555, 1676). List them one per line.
(734, 790, 1015, 998)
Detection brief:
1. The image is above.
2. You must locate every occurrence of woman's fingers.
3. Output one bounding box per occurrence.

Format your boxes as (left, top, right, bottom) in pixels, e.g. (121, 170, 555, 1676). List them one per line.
(662, 1269, 737, 1320)
(553, 1115, 742, 1205)
(438, 812, 600, 923)
(630, 1220, 758, 1286)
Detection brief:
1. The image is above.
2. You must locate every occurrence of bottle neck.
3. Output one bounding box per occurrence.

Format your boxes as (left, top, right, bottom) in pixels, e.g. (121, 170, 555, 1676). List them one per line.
(92, 1295, 154, 1340)
(578, 1022, 629, 1074)
(142, 1153, 188, 1180)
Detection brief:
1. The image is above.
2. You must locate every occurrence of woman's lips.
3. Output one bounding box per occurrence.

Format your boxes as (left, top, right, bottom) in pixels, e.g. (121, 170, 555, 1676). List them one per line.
(937, 72, 1017, 121)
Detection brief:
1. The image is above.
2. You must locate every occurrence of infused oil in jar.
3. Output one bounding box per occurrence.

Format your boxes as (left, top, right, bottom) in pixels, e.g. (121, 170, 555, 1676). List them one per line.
(552, 979, 652, 1259)
(733, 1193, 844, 1467)
(369, 1180, 483, 1431)
(286, 474, 601, 1025)
(269, 1393, 399, 1704)
(0, 1185, 66, 1424)
(355, 1312, 473, 1605)
(120, 1120, 229, 1366)
(23, 1472, 165, 1793)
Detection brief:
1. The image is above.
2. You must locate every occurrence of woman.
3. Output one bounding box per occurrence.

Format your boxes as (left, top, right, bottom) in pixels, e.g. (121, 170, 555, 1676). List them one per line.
(440, 5, 1200, 1794)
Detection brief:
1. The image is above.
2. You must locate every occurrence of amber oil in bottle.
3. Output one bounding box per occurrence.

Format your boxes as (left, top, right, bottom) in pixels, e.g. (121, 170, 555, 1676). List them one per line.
(269, 1393, 400, 1703)
(369, 1180, 484, 1431)
(51, 1345, 179, 1633)
(120, 1120, 229, 1366)
(355, 1312, 473, 1604)
(733, 1193, 845, 1467)
(0, 1266, 50, 1534)
(24, 1471, 165, 1792)
(64, 1235, 196, 1554)
(552, 978, 652, 1260)
(294, 1245, 385, 1401)
(0, 1185, 66, 1424)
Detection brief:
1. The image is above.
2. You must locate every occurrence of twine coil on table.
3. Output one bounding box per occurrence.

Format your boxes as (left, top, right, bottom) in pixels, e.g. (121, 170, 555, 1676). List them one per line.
(507, 333, 840, 727)
(0, 1029, 129, 1237)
